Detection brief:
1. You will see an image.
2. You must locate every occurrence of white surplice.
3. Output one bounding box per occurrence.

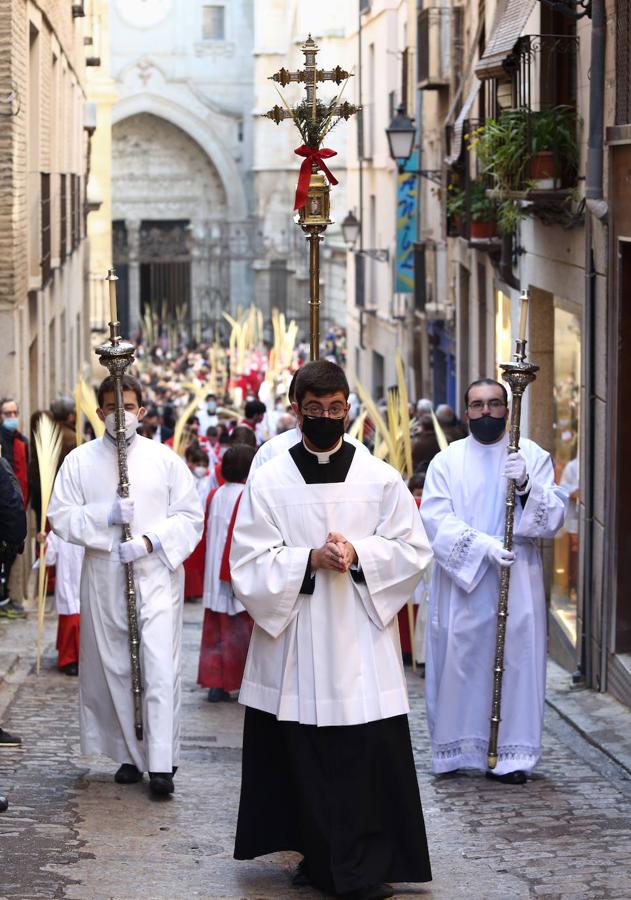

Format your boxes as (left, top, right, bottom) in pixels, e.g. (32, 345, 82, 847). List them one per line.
(43, 531, 83, 615)
(202, 481, 245, 616)
(421, 434, 567, 775)
(48, 434, 204, 772)
(248, 427, 369, 476)
(230, 447, 433, 726)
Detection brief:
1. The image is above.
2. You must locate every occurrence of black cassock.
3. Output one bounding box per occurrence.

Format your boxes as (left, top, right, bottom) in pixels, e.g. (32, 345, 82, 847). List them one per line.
(234, 441, 432, 896)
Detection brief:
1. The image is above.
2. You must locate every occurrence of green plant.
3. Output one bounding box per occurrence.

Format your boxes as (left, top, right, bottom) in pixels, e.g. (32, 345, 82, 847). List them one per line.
(467, 111, 530, 194)
(446, 183, 465, 218)
(469, 180, 497, 222)
(531, 105, 580, 171)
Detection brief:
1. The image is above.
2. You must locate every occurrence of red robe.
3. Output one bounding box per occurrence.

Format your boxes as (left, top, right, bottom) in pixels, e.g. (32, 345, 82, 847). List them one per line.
(197, 487, 252, 692)
(397, 496, 422, 656)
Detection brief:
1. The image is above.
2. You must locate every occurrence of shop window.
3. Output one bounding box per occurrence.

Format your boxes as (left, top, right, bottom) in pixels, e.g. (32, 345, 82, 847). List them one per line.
(551, 304, 581, 648)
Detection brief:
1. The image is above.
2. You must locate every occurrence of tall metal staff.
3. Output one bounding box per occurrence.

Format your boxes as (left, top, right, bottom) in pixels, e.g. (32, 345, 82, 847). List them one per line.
(95, 270, 143, 741)
(263, 35, 357, 360)
(487, 290, 538, 769)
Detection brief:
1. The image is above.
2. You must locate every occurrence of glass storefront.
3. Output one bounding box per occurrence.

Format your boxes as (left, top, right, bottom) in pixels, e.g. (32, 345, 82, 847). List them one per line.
(551, 303, 581, 648)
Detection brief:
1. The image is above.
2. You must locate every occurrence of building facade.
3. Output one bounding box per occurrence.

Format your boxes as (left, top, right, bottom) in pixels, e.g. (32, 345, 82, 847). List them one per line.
(109, 0, 256, 340)
(251, 0, 351, 343)
(414, 0, 631, 706)
(344, 0, 422, 399)
(0, 0, 93, 419)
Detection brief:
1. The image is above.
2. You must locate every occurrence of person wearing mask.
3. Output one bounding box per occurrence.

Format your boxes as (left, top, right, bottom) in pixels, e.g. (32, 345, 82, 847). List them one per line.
(197, 444, 256, 702)
(0, 454, 27, 810)
(421, 378, 567, 784)
(48, 375, 204, 797)
(0, 398, 29, 618)
(230, 361, 433, 899)
(248, 372, 368, 477)
(138, 407, 173, 444)
(183, 445, 217, 602)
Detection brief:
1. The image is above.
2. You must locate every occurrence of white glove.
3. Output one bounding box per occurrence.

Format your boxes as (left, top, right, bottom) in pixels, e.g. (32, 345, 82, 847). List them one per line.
(109, 497, 135, 526)
(485, 538, 515, 568)
(119, 536, 149, 564)
(503, 452, 527, 487)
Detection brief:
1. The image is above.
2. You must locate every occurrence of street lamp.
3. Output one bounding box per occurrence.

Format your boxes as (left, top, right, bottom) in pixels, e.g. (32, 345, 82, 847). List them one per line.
(341, 210, 389, 262)
(386, 105, 441, 184)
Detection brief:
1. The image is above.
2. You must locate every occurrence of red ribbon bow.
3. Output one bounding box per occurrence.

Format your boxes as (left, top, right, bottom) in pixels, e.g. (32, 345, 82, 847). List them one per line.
(293, 145, 339, 211)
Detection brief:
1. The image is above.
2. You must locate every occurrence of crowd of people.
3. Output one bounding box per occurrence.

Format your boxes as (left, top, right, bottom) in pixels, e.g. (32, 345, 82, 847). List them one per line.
(0, 342, 570, 898)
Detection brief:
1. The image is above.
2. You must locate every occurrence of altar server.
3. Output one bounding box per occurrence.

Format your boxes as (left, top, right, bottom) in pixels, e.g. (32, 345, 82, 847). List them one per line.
(249, 371, 368, 477)
(197, 444, 256, 702)
(48, 375, 204, 797)
(421, 378, 567, 784)
(231, 360, 433, 900)
(38, 530, 84, 675)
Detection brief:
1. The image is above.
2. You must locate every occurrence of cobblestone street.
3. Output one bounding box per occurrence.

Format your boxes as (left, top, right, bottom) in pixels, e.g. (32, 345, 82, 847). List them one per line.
(1, 605, 630, 900)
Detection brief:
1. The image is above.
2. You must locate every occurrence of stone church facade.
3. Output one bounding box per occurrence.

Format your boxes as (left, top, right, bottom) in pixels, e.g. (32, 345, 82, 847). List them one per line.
(109, 0, 349, 344)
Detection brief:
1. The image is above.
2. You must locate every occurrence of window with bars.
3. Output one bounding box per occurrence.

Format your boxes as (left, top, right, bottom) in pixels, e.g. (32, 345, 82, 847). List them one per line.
(60, 174, 67, 262)
(617, 0, 631, 125)
(202, 5, 225, 41)
(41, 173, 51, 285)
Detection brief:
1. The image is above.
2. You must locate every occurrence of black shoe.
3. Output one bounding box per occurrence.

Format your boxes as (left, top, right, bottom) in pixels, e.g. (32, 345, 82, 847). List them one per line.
(0, 599, 26, 619)
(207, 687, 230, 703)
(418, 663, 426, 679)
(486, 769, 527, 785)
(61, 662, 78, 676)
(149, 772, 174, 796)
(0, 728, 22, 747)
(114, 763, 143, 784)
(291, 858, 312, 887)
(0, 794, 8, 813)
(342, 885, 395, 900)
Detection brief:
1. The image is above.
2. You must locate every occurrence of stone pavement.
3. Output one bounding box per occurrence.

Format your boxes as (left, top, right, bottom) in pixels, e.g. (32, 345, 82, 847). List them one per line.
(0, 605, 630, 899)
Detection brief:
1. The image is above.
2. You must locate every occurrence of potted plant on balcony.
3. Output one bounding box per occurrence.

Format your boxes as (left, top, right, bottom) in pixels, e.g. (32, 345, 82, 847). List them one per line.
(469, 179, 498, 239)
(530, 105, 579, 189)
(467, 111, 530, 234)
(445, 183, 465, 235)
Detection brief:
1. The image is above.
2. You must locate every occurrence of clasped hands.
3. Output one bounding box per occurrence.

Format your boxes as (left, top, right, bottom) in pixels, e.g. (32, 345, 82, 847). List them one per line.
(311, 531, 357, 574)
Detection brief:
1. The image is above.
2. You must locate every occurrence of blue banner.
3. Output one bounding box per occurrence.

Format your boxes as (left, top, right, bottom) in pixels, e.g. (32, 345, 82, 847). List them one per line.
(396, 152, 417, 293)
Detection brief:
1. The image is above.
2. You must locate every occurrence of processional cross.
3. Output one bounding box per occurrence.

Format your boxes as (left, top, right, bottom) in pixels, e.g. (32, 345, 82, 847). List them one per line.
(263, 35, 358, 360)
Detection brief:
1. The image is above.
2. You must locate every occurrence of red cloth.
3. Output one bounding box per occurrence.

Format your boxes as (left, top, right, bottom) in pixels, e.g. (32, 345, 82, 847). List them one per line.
(13, 435, 28, 505)
(398, 496, 422, 654)
(184, 538, 205, 599)
(219, 494, 242, 582)
(56, 614, 80, 668)
(197, 608, 253, 691)
(293, 144, 339, 210)
(184, 488, 219, 599)
(214, 462, 225, 487)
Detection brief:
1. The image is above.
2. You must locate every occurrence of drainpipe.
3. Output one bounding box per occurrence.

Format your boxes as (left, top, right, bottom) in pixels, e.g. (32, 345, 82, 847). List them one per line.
(582, 0, 607, 690)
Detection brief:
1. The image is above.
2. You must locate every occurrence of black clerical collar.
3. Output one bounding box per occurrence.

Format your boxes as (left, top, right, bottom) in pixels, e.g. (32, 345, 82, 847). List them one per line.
(289, 439, 355, 484)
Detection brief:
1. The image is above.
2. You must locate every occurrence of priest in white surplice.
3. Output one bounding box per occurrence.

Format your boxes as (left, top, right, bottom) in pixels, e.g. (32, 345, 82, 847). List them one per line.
(230, 361, 433, 900)
(422, 378, 567, 785)
(48, 375, 204, 797)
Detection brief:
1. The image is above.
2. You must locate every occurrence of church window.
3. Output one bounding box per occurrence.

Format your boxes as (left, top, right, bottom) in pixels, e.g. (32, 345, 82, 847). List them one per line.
(202, 5, 225, 41)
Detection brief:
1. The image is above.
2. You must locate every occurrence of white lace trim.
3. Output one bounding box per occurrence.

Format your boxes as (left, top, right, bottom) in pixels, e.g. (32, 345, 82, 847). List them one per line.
(445, 527, 477, 575)
(433, 737, 540, 764)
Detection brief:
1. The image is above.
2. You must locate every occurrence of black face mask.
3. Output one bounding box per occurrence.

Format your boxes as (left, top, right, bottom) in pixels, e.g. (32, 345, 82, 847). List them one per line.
(301, 415, 345, 451)
(469, 414, 506, 444)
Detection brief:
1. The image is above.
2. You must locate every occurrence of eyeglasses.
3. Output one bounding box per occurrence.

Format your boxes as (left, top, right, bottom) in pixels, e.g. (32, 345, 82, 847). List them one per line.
(301, 402, 348, 419)
(467, 399, 506, 412)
